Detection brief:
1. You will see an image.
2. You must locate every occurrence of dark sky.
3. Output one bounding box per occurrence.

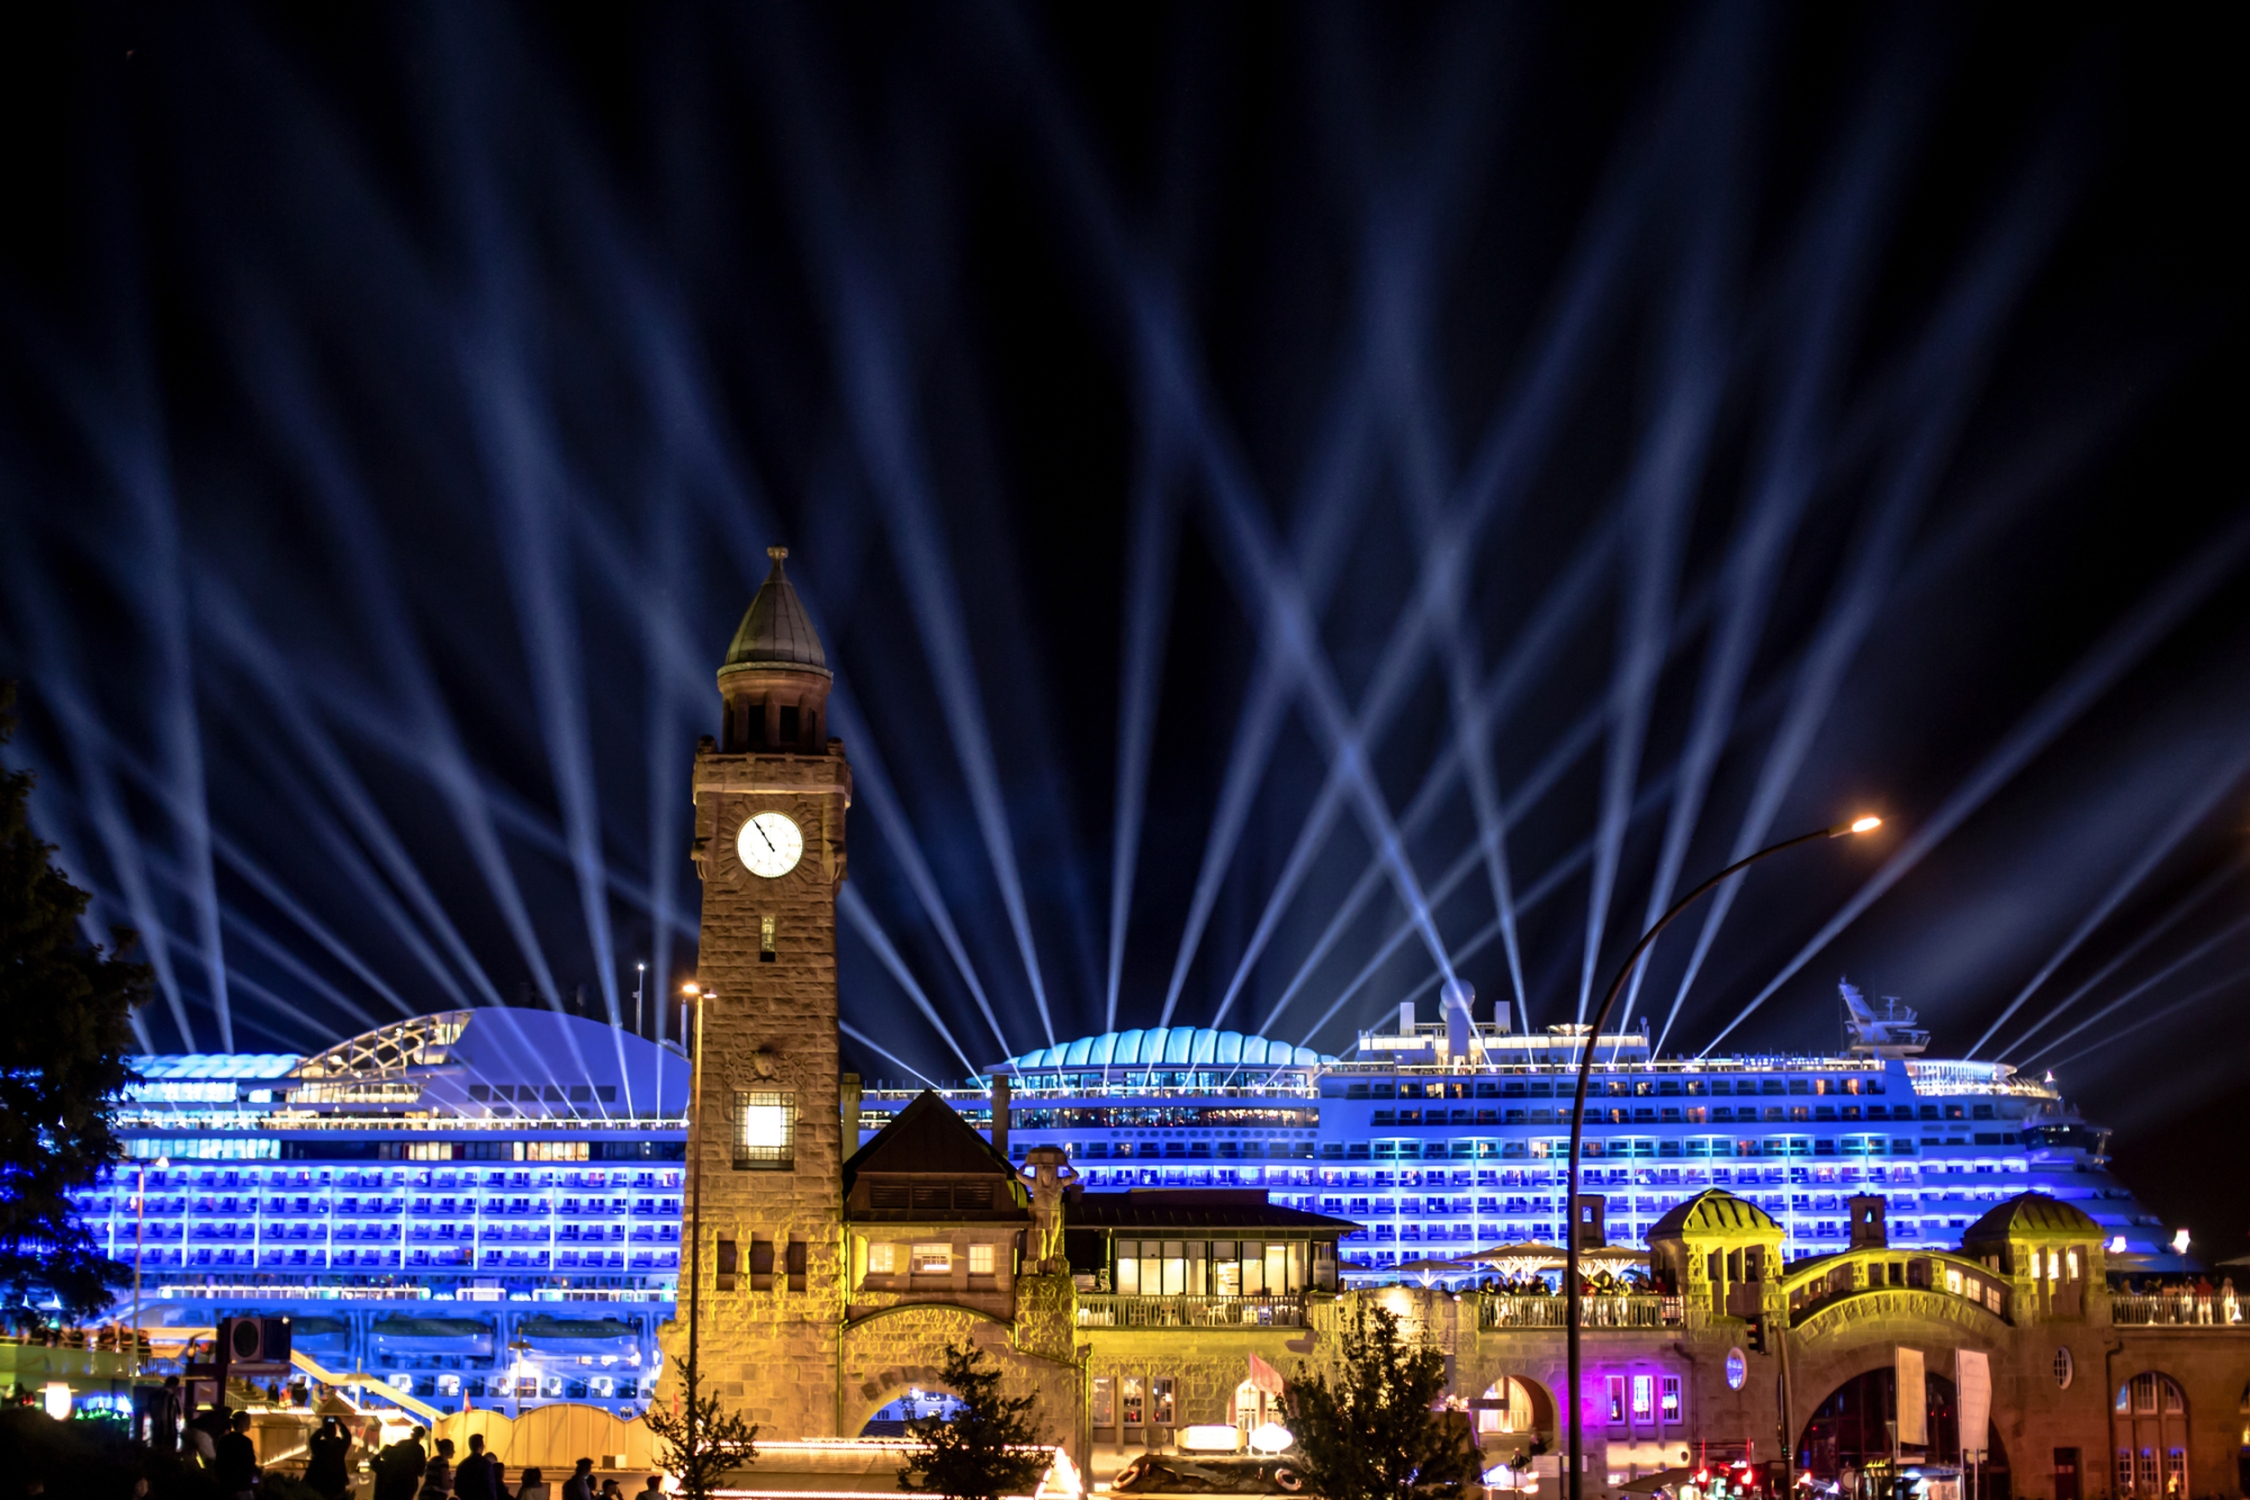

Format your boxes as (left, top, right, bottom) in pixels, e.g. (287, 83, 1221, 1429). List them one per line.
(1, 6, 2243, 1252)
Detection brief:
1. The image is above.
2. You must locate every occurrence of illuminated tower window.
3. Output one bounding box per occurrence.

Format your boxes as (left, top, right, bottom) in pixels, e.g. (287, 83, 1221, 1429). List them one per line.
(733, 1091, 795, 1170)
(761, 916, 777, 963)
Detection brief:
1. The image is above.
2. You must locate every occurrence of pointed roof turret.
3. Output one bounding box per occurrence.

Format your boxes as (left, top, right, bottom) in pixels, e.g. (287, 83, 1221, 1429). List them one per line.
(723, 546, 829, 677)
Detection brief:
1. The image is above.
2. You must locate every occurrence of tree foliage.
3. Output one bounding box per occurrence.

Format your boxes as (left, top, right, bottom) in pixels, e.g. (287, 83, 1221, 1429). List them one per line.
(0, 683, 147, 1326)
(898, 1341, 1050, 1500)
(1285, 1300, 1483, 1500)
(643, 1346, 760, 1500)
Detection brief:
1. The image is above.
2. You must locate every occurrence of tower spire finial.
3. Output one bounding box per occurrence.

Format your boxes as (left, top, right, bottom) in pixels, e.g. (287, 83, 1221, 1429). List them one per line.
(767, 545, 788, 566)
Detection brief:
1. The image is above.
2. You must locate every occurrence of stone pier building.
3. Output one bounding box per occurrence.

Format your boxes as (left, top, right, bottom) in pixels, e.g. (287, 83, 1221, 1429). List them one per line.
(660, 553, 2249, 1499)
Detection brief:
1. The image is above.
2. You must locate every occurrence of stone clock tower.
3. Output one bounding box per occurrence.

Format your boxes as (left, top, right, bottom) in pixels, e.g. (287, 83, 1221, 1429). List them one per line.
(665, 545, 853, 1437)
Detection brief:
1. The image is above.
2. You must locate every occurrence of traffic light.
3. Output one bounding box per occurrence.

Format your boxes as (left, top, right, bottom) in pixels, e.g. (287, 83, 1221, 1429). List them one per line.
(1746, 1315, 1768, 1354)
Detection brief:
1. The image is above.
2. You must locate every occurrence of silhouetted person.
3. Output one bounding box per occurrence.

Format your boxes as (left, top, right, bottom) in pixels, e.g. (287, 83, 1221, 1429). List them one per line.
(376, 1427, 430, 1500)
(419, 1435, 456, 1499)
(455, 1432, 503, 1500)
(563, 1457, 598, 1500)
(148, 1375, 183, 1454)
(187, 1402, 228, 1468)
(517, 1466, 553, 1500)
(307, 1415, 355, 1500)
(637, 1476, 666, 1499)
(216, 1409, 260, 1500)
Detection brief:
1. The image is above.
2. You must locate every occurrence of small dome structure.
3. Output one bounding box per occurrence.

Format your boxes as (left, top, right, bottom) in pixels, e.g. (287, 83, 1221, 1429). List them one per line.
(724, 547, 829, 676)
(716, 547, 835, 753)
(1648, 1189, 1781, 1241)
(998, 1026, 1329, 1073)
(1961, 1192, 2102, 1243)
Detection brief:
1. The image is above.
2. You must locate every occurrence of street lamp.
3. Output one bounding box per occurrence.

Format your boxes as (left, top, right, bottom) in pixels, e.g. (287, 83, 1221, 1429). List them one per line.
(681, 982, 712, 1459)
(1564, 816, 1882, 1500)
(132, 1155, 170, 1378)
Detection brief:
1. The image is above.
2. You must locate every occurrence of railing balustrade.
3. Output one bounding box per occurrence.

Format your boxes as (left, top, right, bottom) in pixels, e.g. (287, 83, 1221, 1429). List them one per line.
(1076, 1293, 1306, 1329)
(2111, 1293, 2240, 1327)
(1478, 1294, 1681, 1329)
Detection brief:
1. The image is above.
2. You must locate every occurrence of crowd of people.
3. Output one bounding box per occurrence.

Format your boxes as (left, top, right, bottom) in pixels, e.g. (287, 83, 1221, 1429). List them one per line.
(124, 1378, 670, 1499)
(2111, 1273, 2241, 1324)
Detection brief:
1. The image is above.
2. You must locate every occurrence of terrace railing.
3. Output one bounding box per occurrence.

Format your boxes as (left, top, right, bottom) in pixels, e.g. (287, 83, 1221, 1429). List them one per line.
(1478, 1294, 1681, 1330)
(2111, 1293, 2241, 1327)
(1076, 1293, 1307, 1329)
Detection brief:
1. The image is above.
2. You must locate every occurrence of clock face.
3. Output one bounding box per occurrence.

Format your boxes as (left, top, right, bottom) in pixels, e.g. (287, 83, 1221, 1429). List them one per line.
(736, 812, 805, 879)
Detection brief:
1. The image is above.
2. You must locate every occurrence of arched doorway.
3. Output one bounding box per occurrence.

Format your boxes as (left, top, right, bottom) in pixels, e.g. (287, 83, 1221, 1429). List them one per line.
(1472, 1377, 1555, 1468)
(862, 1386, 968, 1438)
(2110, 1373, 2189, 1497)
(1233, 1379, 1280, 1438)
(1798, 1368, 2011, 1500)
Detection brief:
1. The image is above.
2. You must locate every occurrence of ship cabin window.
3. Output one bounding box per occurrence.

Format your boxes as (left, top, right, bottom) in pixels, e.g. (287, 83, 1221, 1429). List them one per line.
(1789, 1079, 1810, 1094)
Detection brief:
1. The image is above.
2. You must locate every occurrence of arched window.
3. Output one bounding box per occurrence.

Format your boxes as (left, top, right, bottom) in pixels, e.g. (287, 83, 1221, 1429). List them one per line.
(2112, 1374, 2189, 1496)
(1477, 1378, 1542, 1437)
(1233, 1379, 1275, 1434)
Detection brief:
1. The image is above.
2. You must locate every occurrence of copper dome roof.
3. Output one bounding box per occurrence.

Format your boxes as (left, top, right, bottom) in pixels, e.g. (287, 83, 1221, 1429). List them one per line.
(722, 546, 830, 677)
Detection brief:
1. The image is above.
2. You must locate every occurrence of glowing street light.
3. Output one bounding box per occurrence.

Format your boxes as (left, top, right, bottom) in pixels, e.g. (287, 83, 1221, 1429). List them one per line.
(1564, 814, 1884, 1500)
(681, 981, 713, 1471)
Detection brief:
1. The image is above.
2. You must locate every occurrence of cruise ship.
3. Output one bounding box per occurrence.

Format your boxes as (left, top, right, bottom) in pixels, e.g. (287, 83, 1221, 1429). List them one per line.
(78, 982, 2166, 1415)
(85, 1008, 687, 1417)
(959, 982, 2164, 1274)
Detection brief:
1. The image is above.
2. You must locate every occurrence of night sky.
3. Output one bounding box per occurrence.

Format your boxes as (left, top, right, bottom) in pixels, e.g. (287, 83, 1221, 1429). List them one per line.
(1, 7, 2243, 1254)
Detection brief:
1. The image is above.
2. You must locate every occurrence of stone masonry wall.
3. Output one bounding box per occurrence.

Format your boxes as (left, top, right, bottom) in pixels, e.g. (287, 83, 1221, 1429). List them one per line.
(656, 741, 852, 1437)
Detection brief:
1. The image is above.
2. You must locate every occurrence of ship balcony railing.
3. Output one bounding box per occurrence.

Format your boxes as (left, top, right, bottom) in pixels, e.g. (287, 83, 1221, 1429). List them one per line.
(2111, 1293, 2243, 1327)
(1076, 1293, 1307, 1329)
(1478, 1294, 1681, 1330)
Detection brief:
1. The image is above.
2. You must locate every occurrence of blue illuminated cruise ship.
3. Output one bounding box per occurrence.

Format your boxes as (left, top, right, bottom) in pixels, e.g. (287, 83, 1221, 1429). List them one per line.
(81, 982, 2166, 1415)
(87, 1009, 686, 1417)
(957, 983, 2165, 1275)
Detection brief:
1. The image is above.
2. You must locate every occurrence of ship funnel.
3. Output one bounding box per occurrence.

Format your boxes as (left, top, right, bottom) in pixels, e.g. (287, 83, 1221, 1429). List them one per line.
(1442, 980, 1475, 1058)
(1398, 1001, 1416, 1036)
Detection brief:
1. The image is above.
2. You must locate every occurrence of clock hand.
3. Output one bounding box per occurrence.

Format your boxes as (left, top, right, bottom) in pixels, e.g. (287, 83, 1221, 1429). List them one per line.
(754, 820, 777, 852)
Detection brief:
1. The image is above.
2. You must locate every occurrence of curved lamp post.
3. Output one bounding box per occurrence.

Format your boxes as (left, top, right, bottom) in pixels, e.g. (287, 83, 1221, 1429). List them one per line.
(1565, 815, 1882, 1500)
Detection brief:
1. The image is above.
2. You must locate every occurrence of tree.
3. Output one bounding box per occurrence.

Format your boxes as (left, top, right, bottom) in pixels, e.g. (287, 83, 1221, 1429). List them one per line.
(0, 682, 147, 1327)
(643, 1347, 759, 1500)
(1285, 1300, 1483, 1500)
(898, 1341, 1050, 1500)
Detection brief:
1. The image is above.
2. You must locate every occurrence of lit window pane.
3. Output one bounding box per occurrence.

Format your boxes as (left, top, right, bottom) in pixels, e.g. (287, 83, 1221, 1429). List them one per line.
(732, 1091, 795, 1170)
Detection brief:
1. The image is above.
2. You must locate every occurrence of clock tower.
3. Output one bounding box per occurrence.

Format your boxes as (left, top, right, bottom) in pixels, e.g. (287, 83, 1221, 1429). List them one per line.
(668, 545, 853, 1436)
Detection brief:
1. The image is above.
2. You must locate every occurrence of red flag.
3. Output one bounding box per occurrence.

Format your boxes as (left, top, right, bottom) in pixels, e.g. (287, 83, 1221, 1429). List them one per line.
(1247, 1352, 1284, 1396)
